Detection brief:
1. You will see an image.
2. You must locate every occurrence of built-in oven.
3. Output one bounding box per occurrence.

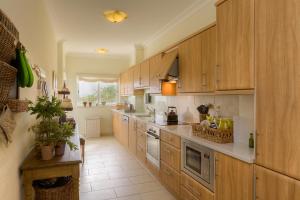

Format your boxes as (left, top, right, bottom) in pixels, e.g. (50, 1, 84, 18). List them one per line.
(182, 139, 215, 192)
(146, 125, 160, 168)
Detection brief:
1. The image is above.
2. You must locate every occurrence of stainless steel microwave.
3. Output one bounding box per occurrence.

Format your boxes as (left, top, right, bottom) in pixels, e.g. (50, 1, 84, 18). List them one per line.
(181, 139, 215, 192)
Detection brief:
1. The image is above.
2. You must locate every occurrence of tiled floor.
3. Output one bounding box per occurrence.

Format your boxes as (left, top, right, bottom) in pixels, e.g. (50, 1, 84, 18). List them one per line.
(80, 136, 176, 200)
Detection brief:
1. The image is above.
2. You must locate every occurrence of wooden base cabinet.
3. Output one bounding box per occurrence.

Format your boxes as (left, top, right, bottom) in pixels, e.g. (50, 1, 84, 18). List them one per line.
(161, 161, 181, 197)
(215, 153, 253, 200)
(128, 118, 137, 155)
(255, 165, 300, 200)
(181, 172, 214, 200)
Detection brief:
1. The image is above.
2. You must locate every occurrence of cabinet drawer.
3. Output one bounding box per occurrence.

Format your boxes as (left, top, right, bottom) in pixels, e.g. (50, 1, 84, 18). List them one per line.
(161, 161, 180, 196)
(181, 186, 198, 200)
(136, 120, 146, 131)
(160, 130, 181, 148)
(160, 141, 181, 171)
(181, 172, 214, 200)
(136, 144, 146, 163)
(137, 129, 146, 148)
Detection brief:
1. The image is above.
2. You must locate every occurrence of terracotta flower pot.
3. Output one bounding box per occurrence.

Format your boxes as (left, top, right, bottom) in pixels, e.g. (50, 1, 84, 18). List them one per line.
(55, 142, 66, 156)
(41, 145, 54, 160)
(88, 102, 92, 107)
(83, 102, 87, 107)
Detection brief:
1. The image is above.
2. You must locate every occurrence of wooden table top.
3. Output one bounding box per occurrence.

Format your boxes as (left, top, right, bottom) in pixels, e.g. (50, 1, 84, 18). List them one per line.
(21, 134, 82, 170)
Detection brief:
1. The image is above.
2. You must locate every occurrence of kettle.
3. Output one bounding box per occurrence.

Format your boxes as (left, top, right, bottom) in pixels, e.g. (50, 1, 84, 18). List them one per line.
(166, 106, 178, 124)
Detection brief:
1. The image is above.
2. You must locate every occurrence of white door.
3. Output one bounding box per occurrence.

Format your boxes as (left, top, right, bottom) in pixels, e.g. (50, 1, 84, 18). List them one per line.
(85, 117, 101, 138)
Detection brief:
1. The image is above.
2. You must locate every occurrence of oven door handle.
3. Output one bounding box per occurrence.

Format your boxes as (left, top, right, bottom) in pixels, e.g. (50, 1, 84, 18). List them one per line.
(146, 131, 159, 140)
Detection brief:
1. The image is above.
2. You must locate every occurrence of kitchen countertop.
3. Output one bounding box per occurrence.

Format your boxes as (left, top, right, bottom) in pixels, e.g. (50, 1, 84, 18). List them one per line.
(112, 109, 255, 164)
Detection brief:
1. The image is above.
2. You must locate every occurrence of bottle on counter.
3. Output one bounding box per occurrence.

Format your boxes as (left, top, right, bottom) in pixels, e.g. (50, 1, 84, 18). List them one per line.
(249, 133, 254, 148)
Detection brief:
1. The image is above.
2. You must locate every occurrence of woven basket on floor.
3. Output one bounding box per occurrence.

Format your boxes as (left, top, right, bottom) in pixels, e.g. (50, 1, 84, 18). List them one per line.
(0, 9, 19, 63)
(34, 178, 73, 200)
(192, 123, 233, 144)
(7, 99, 29, 112)
(0, 61, 17, 106)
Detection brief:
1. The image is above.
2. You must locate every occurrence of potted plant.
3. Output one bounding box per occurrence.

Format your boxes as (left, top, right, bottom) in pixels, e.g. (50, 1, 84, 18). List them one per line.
(28, 96, 77, 160)
(83, 101, 87, 107)
(54, 122, 78, 156)
(88, 102, 92, 107)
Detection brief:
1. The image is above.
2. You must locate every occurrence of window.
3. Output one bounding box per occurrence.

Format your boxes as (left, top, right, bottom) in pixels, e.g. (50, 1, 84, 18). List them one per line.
(77, 76, 119, 106)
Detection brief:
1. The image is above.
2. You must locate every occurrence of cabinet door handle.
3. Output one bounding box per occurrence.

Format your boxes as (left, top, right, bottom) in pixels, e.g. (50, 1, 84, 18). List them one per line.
(216, 65, 220, 83)
(202, 73, 207, 86)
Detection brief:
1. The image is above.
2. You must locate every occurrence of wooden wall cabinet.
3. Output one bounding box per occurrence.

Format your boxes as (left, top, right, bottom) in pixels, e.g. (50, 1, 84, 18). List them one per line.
(255, 0, 300, 180)
(140, 59, 150, 88)
(132, 60, 150, 89)
(133, 64, 141, 88)
(120, 68, 134, 96)
(215, 153, 253, 200)
(216, 0, 254, 90)
(255, 165, 300, 200)
(178, 25, 216, 93)
(149, 54, 162, 93)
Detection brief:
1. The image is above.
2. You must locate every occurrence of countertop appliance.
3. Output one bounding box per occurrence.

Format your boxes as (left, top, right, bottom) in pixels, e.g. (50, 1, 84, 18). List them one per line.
(146, 124, 160, 168)
(166, 106, 178, 125)
(182, 139, 215, 192)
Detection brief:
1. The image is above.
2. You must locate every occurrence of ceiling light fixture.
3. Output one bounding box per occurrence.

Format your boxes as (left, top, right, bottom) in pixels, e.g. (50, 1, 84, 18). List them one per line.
(104, 10, 128, 23)
(96, 48, 108, 54)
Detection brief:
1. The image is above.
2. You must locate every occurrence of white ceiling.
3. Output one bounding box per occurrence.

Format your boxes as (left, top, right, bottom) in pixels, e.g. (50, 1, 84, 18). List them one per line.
(43, 0, 206, 56)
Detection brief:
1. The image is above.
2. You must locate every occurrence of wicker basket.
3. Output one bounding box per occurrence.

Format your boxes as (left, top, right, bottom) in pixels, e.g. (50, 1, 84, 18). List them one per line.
(0, 9, 19, 63)
(0, 61, 17, 104)
(34, 178, 73, 200)
(7, 99, 29, 112)
(192, 123, 233, 144)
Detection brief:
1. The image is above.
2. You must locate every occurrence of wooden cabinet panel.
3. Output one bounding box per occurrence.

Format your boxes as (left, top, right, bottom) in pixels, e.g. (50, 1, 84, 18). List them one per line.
(255, 0, 300, 180)
(178, 25, 216, 93)
(127, 68, 134, 95)
(120, 116, 129, 148)
(178, 33, 202, 93)
(149, 54, 162, 93)
(160, 130, 181, 149)
(181, 172, 214, 200)
(133, 64, 141, 88)
(120, 72, 126, 96)
(215, 152, 253, 200)
(255, 165, 300, 200)
(137, 129, 146, 148)
(140, 60, 150, 87)
(160, 141, 180, 172)
(216, 0, 254, 90)
(136, 120, 146, 132)
(161, 161, 180, 196)
(180, 186, 198, 200)
(201, 26, 216, 92)
(136, 143, 146, 163)
(112, 112, 121, 142)
(128, 118, 137, 155)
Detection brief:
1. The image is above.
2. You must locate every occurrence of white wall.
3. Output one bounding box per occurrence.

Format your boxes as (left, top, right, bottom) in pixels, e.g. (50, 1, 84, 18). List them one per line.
(0, 0, 57, 199)
(66, 53, 130, 136)
(144, 0, 216, 58)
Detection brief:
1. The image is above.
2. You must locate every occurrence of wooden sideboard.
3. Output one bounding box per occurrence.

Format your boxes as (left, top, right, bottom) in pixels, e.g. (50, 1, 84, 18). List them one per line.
(21, 134, 82, 200)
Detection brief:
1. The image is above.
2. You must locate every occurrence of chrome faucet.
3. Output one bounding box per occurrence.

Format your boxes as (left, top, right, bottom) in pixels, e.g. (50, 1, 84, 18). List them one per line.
(146, 105, 156, 123)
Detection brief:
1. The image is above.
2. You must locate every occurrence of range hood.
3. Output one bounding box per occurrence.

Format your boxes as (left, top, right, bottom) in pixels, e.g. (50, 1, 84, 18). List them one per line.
(160, 48, 179, 81)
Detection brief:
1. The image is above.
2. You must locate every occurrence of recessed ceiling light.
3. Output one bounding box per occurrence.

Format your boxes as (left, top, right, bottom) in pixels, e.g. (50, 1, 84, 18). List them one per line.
(104, 10, 128, 23)
(96, 48, 108, 54)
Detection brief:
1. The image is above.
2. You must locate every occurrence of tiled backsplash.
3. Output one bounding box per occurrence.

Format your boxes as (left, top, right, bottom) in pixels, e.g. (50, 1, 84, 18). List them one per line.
(153, 94, 254, 145)
(122, 94, 254, 145)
